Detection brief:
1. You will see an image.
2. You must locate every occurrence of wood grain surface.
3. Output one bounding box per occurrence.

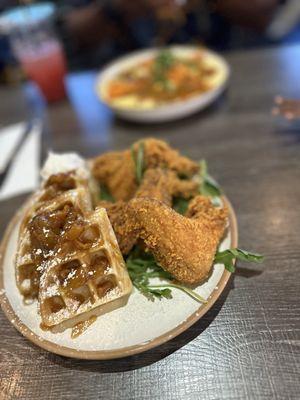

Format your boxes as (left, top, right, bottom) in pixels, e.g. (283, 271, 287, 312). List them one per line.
(0, 45, 300, 400)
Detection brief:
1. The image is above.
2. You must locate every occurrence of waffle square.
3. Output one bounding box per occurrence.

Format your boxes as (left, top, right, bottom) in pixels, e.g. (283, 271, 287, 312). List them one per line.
(39, 208, 132, 331)
(15, 168, 132, 334)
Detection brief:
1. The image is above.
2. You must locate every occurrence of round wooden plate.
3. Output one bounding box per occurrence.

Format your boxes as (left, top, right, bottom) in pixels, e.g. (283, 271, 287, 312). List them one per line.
(0, 196, 238, 360)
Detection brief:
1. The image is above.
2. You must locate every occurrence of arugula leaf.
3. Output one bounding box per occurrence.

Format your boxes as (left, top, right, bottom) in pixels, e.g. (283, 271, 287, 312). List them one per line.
(199, 159, 222, 199)
(214, 248, 264, 273)
(131, 142, 145, 184)
(138, 284, 173, 301)
(127, 246, 264, 300)
(126, 251, 173, 282)
(127, 253, 173, 301)
(173, 197, 189, 215)
(126, 247, 206, 303)
(99, 184, 115, 202)
(148, 283, 207, 303)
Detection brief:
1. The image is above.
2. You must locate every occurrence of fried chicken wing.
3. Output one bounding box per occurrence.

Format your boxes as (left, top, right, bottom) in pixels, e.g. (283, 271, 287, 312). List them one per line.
(135, 168, 172, 206)
(91, 139, 199, 202)
(92, 139, 222, 283)
(97, 168, 174, 254)
(135, 138, 199, 177)
(97, 166, 201, 256)
(136, 168, 198, 201)
(126, 196, 228, 284)
(92, 150, 137, 201)
(167, 172, 199, 199)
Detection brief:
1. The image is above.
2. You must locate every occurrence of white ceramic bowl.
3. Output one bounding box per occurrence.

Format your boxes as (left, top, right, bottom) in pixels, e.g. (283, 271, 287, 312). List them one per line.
(96, 46, 230, 123)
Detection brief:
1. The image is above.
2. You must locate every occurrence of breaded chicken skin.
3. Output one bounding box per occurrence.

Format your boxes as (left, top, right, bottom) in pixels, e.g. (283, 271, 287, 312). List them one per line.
(97, 167, 201, 256)
(126, 196, 228, 285)
(134, 138, 199, 177)
(96, 201, 137, 255)
(92, 150, 137, 201)
(136, 168, 198, 201)
(91, 138, 199, 201)
(135, 168, 173, 206)
(167, 172, 199, 199)
(97, 168, 174, 254)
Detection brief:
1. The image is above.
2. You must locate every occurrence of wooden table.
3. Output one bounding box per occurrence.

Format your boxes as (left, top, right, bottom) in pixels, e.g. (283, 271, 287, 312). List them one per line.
(0, 45, 299, 400)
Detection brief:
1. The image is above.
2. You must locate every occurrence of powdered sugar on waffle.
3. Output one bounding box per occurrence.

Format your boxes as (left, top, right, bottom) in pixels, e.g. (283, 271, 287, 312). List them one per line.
(40, 152, 90, 181)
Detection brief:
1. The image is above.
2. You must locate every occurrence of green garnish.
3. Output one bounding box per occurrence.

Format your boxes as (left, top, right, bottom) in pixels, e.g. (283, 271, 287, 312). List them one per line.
(126, 251, 173, 301)
(126, 248, 206, 303)
(155, 50, 175, 70)
(99, 184, 115, 202)
(148, 284, 207, 303)
(126, 247, 263, 302)
(153, 50, 175, 89)
(214, 248, 264, 273)
(173, 197, 189, 215)
(131, 141, 145, 184)
(199, 159, 222, 199)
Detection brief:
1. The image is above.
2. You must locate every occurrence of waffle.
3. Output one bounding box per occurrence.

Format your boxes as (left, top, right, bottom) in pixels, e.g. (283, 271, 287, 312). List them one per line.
(39, 207, 132, 332)
(15, 166, 132, 334)
(15, 178, 93, 303)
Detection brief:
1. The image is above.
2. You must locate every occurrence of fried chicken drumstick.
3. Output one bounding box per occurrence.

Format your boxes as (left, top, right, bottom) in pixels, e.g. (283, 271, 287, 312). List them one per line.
(126, 196, 228, 285)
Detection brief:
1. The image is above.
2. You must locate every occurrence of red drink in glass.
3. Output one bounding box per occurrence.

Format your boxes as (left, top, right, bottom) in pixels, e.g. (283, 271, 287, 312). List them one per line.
(0, 4, 67, 103)
(19, 40, 66, 102)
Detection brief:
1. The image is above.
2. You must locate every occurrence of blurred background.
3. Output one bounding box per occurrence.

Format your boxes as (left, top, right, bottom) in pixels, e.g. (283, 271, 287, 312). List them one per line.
(0, 0, 300, 101)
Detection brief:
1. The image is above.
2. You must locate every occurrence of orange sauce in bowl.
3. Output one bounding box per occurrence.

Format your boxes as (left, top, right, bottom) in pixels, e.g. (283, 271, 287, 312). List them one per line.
(105, 50, 219, 107)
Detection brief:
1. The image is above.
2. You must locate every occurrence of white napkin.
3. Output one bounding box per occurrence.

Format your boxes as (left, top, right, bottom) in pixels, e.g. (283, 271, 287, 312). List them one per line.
(0, 122, 25, 172)
(0, 121, 41, 201)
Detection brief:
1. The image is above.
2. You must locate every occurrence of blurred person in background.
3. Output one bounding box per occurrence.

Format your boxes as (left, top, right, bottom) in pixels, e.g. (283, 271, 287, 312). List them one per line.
(1, 0, 300, 76)
(56, 0, 299, 70)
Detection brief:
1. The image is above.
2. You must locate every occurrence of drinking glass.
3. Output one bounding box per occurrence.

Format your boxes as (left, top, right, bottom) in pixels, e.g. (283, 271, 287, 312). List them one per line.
(0, 3, 67, 103)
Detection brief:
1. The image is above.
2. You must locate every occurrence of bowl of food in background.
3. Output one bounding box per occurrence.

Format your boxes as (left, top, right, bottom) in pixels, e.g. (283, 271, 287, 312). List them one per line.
(96, 46, 230, 123)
